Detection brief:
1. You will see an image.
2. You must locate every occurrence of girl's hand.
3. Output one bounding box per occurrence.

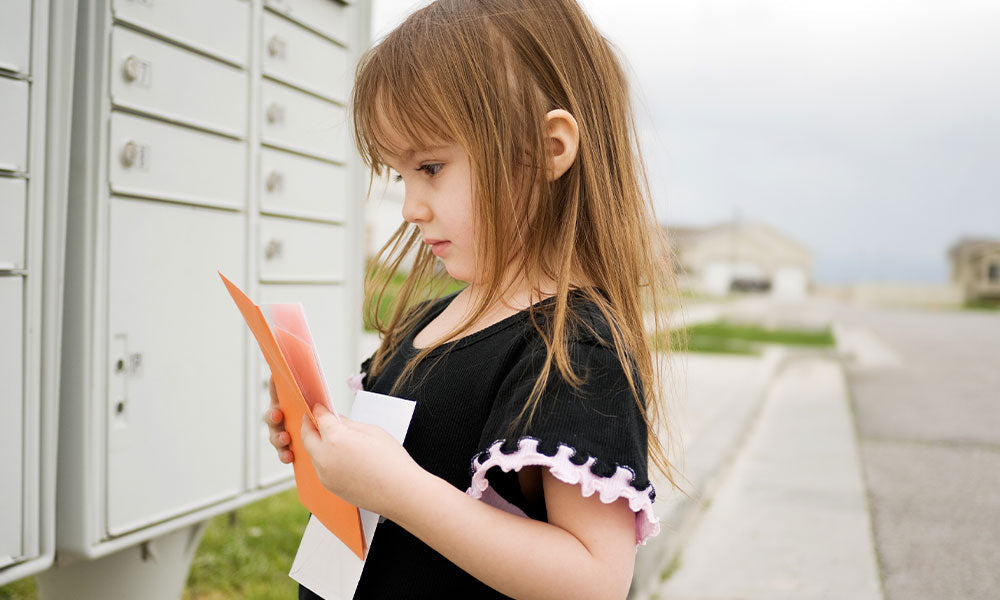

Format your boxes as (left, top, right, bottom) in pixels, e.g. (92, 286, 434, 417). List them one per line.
(300, 403, 423, 518)
(265, 376, 293, 463)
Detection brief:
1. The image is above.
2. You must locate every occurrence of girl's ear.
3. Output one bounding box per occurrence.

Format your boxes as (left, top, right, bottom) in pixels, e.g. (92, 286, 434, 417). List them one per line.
(544, 109, 580, 181)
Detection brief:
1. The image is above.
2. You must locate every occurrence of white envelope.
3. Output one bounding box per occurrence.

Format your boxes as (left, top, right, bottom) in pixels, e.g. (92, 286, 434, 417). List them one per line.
(289, 390, 417, 599)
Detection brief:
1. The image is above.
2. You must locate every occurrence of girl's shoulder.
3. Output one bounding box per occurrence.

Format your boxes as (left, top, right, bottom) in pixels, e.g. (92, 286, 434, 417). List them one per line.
(517, 289, 622, 353)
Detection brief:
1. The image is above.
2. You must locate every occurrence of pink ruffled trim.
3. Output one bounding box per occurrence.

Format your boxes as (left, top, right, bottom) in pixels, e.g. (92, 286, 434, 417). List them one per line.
(347, 373, 365, 392)
(466, 437, 660, 546)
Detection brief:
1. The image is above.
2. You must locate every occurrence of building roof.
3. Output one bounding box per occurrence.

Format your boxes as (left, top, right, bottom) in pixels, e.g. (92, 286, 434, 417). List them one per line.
(948, 236, 1000, 260)
(662, 220, 812, 256)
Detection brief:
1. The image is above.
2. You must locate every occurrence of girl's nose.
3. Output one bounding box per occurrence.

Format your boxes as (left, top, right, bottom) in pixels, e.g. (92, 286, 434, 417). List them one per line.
(401, 190, 432, 224)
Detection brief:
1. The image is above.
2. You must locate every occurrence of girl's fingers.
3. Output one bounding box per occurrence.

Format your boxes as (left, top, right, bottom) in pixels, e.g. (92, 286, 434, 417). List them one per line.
(265, 407, 283, 426)
(270, 429, 290, 448)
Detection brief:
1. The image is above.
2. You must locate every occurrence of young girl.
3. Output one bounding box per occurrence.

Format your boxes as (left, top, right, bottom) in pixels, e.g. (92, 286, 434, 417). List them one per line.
(266, 0, 683, 597)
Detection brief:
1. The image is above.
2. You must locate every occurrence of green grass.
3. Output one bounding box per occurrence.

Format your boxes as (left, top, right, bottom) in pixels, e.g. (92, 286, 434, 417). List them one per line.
(0, 576, 35, 600)
(0, 489, 309, 600)
(963, 297, 1000, 311)
(183, 488, 309, 600)
(659, 551, 683, 582)
(660, 320, 836, 355)
(364, 267, 466, 332)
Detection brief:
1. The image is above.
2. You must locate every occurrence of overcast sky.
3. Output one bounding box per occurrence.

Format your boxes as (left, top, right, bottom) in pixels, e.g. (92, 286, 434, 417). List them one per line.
(371, 0, 1000, 284)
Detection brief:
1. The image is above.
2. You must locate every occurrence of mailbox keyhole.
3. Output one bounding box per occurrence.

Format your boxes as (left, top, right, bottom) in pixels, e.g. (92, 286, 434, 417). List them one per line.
(116, 401, 126, 415)
(116, 358, 126, 373)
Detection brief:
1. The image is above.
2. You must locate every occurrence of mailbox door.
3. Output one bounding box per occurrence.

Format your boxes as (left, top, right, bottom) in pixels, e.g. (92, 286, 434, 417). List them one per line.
(109, 25, 249, 137)
(0, 178, 26, 270)
(111, 0, 250, 66)
(260, 79, 348, 163)
(258, 217, 346, 283)
(0, 0, 31, 75)
(259, 147, 347, 222)
(105, 197, 246, 536)
(108, 111, 247, 210)
(261, 11, 350, 103)
(263, 0, 355, 46)
(0, 78, 28, 173)
(0, 277, 24, 567)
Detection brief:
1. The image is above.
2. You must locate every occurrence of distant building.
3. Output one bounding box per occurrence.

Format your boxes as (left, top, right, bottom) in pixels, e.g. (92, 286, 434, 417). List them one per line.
(665, 221, 813, 299)
(948, 237, 1000, 302)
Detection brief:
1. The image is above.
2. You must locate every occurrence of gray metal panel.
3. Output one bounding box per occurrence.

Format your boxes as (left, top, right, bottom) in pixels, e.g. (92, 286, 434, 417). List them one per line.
(0, 0, 77, 585)
(0, 177, 26, 269)
(0, 277, 24, 568)
(0, 77, 28, 173)
(0, 0, 31, 74)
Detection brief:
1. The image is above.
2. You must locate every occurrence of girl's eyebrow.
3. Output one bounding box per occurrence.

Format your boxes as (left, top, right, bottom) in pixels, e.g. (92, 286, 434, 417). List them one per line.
(404, 145, 450, 158)
(382, 144, 451, 167)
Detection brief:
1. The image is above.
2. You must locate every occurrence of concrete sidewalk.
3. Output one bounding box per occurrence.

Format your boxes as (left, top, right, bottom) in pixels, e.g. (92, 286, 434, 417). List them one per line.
(631, 349, 786, 597)
(647, 358, 882, 600)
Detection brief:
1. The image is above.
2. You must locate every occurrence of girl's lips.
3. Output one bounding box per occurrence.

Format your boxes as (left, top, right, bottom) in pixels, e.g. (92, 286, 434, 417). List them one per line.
(430, 240, 451, 257)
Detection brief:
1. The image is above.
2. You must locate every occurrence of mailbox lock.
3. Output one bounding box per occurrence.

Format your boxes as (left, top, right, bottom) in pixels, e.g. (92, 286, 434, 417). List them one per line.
(122, 55, 143, 82)
(114, 352, 144, 375)
(267, 36, 287, 59)
(121, 141, 139, 168)
(265, 171, 284, 193)
(266, 103, 285, 125)
(264, 239, 284, 260)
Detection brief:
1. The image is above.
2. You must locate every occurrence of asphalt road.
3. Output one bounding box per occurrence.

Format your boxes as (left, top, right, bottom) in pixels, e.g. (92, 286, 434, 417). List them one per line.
(834, 305, 1000, 600)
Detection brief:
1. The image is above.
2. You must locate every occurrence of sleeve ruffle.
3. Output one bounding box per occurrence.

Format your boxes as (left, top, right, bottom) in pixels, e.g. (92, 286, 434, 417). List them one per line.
(466, 437, 660, 546)
(347, 372, 365, 392)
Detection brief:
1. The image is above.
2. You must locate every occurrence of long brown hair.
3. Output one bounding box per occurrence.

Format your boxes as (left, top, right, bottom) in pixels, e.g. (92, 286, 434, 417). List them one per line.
(354, 0, 685, 492)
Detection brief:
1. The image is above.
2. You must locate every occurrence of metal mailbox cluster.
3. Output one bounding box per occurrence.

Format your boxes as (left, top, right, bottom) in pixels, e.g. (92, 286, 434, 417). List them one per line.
(1, 0, 369, 583)
(1, 0, 53, 581)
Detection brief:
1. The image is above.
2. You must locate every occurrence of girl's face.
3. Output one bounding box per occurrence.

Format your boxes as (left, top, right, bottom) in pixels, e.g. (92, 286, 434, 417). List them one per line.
(381, 138, 480, 283)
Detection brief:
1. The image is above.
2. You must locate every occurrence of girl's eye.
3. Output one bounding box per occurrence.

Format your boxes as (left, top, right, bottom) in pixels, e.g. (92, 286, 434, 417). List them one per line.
(417, 163, 443, 177)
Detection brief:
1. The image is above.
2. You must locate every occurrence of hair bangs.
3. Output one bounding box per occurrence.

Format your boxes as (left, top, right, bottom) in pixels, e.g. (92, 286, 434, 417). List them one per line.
(353, 28, 459, 177)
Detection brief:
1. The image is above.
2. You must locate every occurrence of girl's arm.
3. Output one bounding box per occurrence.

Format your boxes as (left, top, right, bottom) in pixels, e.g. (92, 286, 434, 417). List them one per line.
(300, 404, 637, 600)
(397, 465, 636, 600)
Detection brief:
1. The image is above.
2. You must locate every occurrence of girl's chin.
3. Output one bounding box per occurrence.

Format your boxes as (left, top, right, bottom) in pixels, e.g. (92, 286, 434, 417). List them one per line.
(440, 261, 475, 284)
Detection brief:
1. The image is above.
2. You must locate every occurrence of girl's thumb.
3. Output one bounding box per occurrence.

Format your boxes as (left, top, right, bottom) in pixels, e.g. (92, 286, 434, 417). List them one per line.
(311, 402, 342, 435)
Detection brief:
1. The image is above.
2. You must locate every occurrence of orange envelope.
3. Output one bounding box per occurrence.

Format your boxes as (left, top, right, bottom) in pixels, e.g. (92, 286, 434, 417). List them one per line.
(265, 302, 335, 419)
(218, 271, 366, 559)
